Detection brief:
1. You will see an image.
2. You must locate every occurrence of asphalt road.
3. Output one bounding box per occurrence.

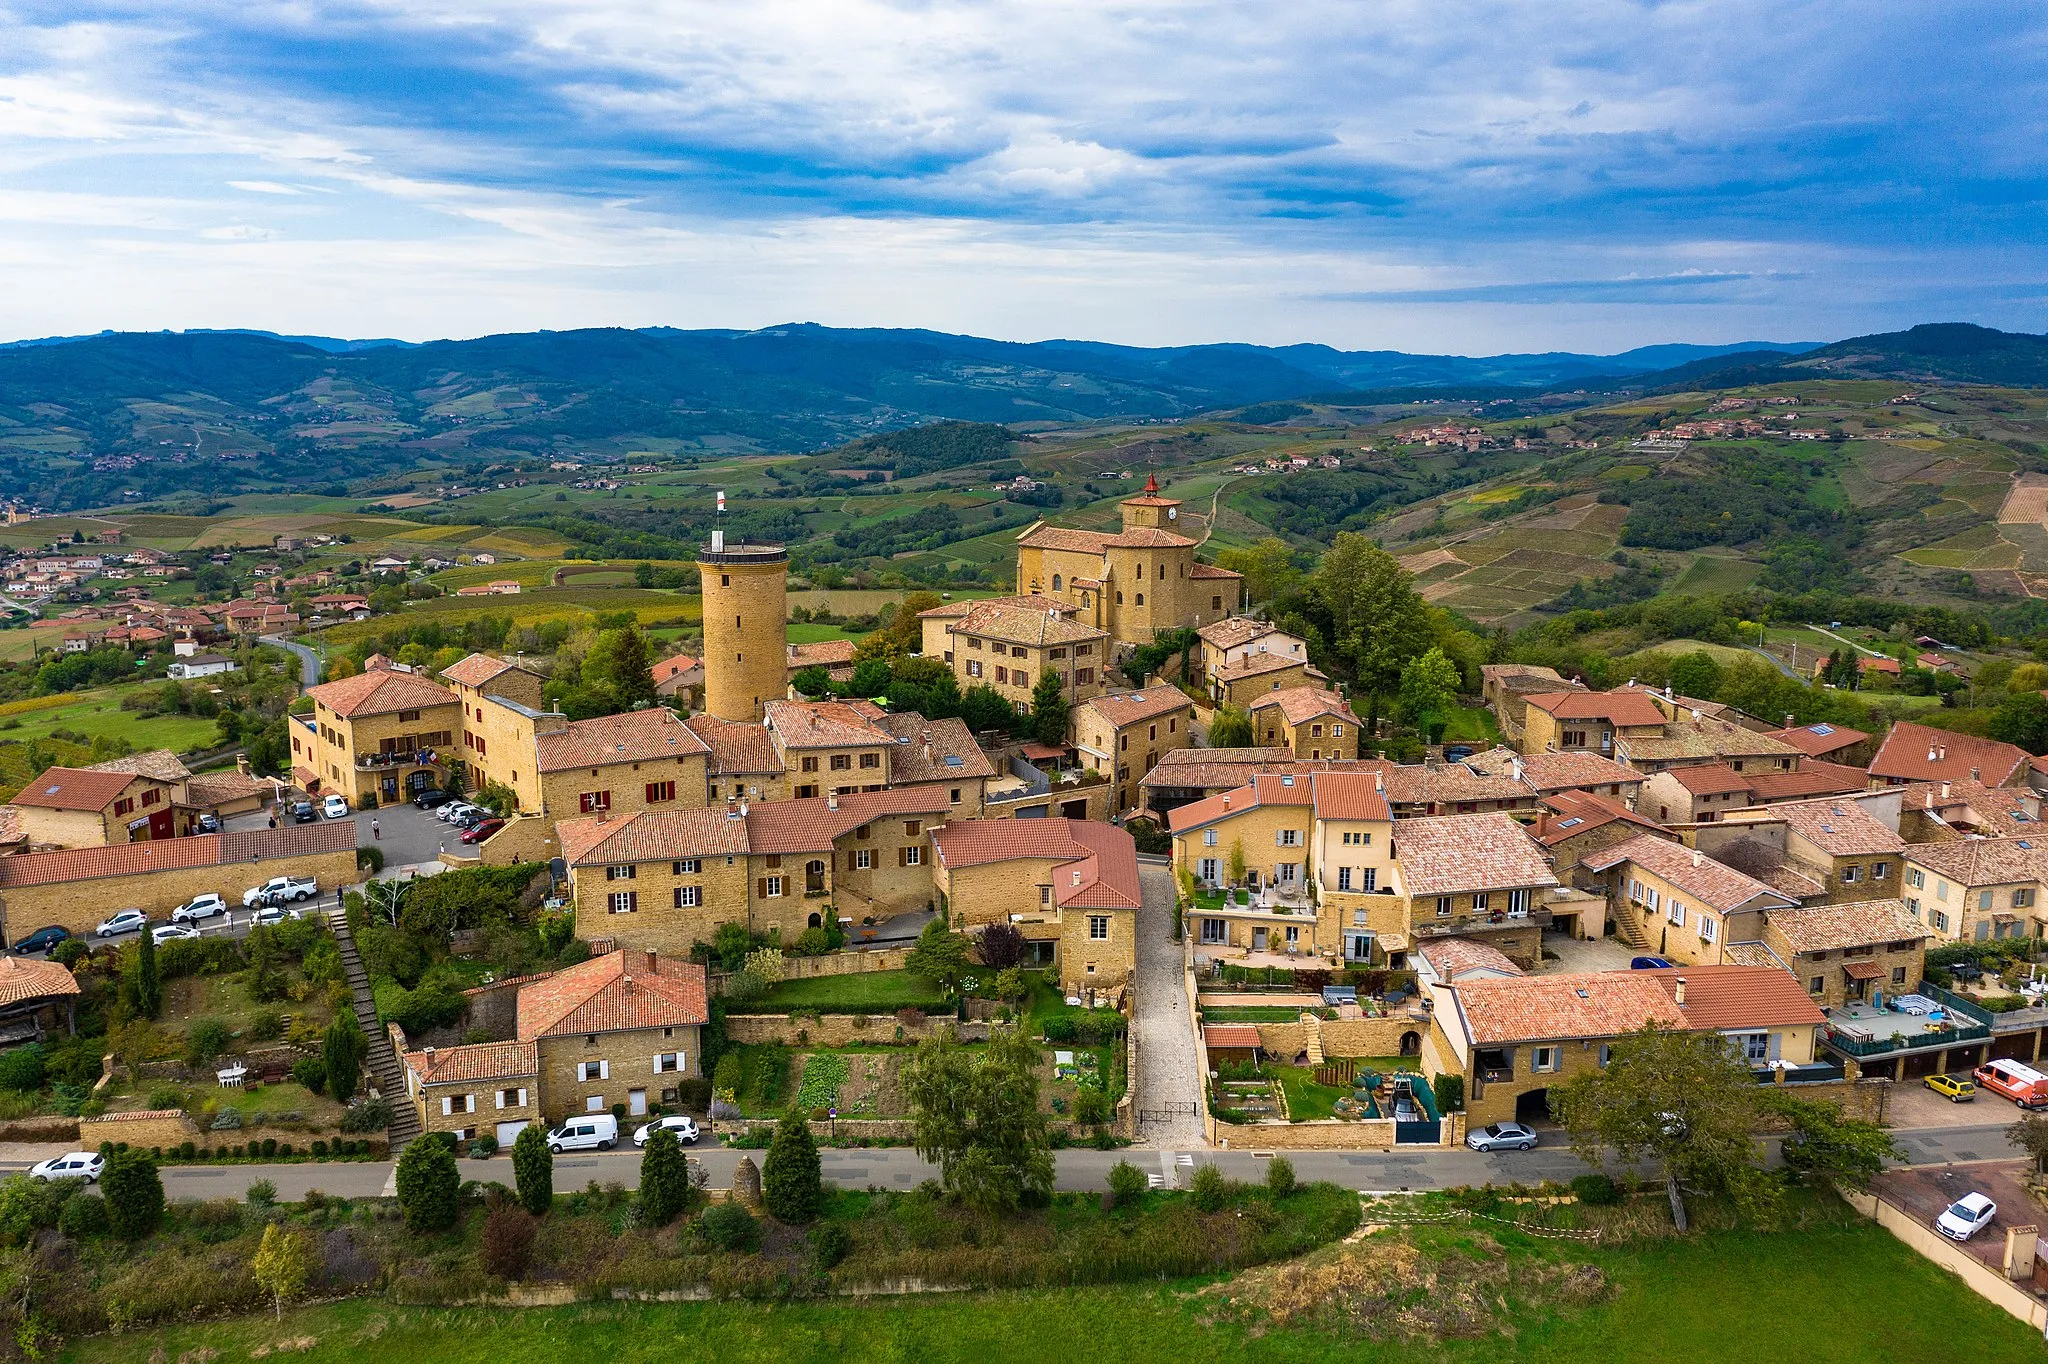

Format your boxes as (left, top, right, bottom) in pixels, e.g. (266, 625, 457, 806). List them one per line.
(11, 1118, 2014, 1204)
(260, 635, 323, 687)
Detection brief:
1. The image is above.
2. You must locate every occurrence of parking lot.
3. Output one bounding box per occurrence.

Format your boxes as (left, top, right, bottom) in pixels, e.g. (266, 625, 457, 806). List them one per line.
(225, 795, 462, 872)
(1872, 1160, 2041, 1275)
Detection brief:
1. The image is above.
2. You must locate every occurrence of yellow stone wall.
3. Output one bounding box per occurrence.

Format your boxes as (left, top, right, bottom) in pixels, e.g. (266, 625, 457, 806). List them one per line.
(535, 1025, 703, 1125)
(699, 554, 789, 722)
(0, 845, 360, 938)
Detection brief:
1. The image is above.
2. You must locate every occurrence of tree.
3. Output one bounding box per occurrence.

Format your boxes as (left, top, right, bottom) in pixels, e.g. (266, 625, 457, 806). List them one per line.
(638, 1127, 692, 1226)
(791, 665, 832, 697)
(1311, 534, 1428, 702)
(975, 922, 1029, 970)
(1227, 837, 1246, 886)
(572, 625, 659, 715)
(1767, 1093, 1900, 1189)
(902, 1027, 1054, 1222)
(1208, 706, 1253, 748)
(891, 591, 943, 653)
(763, 1111, 825, 1223)
(1551, 1024, 1776, 1232)
(251, 1223, 312, 1320)
(512, 1123, 554, 1216)
(131, 926, 161, 1020)
(323, 1011, 366, 1105)
(1215, 537, 1302, 606)
(1990, 691, 2048, 754)
(1667, 650, 1723, 701)
(1397, 646, 1461, 741)
(2010, 1111, 2048, 1175)
(101, 1150, 163, 1240)
(395, 1133, 460, 1232)
(1029, 669, 1071, 747)
(957, 684, 1018, 735)
(905, 919, 973, 993)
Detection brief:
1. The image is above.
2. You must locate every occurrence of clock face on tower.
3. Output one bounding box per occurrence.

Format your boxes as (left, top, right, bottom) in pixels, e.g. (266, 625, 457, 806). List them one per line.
(1168, 507, 1177, 519)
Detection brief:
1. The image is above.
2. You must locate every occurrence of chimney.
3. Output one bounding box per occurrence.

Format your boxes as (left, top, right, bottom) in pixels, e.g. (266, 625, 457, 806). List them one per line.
(1692, 850, 1702, 867)
(1674, 976, 1688, 1005)
(1926, 745, 1938, 763)
(1784, 714, 1794, 728)
(1971, 766, 1981, 783)
(1534, 809, 1551, 838)
(828, 792, 838, 810)
(425, 1046, 435, 1060)
(725, 796, 739, 820)
(1222, 794, 1232, 810)
(1690, 707, 1701, 721)
(1939, 745, 1948, 762)
(237, 752, 252, 775)
(623, 974, 636, 994)
(1941, 782, 1951, 800)
(1510, 756, 1524, 783)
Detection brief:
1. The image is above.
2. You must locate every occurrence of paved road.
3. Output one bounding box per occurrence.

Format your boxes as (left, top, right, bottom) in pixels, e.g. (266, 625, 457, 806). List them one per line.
(1132, 861, 1205, 1146)
(260, 635, 323, 687)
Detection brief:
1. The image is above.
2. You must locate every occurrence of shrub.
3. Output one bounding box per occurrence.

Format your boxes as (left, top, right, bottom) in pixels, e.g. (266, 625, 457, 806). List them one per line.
(0, 1046, 44, 1094)
(1107, 1160, 1146, 1207)
(724, 969, 767, 1003)
(763, 1111, 823, 1223)
(323, 1012, 367, 1104)
(248, 1008, 286, 1041)
(247, 1178, 278, 1206)
(339, 1098, 391, 1133)
(513, 1124, 553, 1216)
(311, 1141, 328, 1158)
(101, 1150, 164, 1239)
(395, 1135, 460, 1232)
(51, 940, 85, 969)
(469, 1134, 498, 1159)
(698, 1201, 759, 1252)
(1432, 1073, 1465, 1114)
(1266, 1156, 1296, 1199)
(1072, 1088, 1110, 1125)
(481, 1205, 536, 1279)
(57, 1192, 108, 1239)
(184, 1017, 232, 1068)
(260, 1137, 278, 1158)
(291, 1057, 328, 1093)
(179, 1141, 195, 1160)
(358, 846, 386, 873)
(146, 1084, 183, 1111)
(638, 1128, 691, 1227)
(1041, 1017, 1076, 1043)
(808, 1219, 851, 1271)
(1188, 1163, 1229, 1213)
(1571, 1173, 1621, 1206)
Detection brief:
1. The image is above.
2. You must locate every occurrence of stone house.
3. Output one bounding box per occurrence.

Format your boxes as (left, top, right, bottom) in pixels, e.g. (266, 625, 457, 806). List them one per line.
(1072, 686, 1197, 816)
(1195, 618, 1311, 698)
(1247, 687, 1357, 761)
(1901, 838, 2048, 942)
(1868, 721, 2030, 789)
(294, 663, 462, 805)
(930, 818, 1141, 992)
(1737, 899, 1930, 1009)
(919, 595, 1112, 711)
(1580, 835, 1800, 964)
(9, 765, 188, 847)
(1515, 690, 1668, 758)
(1386, 813, 1559, 966)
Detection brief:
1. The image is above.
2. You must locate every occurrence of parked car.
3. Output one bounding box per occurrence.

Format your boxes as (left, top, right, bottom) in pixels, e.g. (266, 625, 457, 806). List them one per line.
(289, 801, 317, 824)
(28, 1152, 103, 1183)
(321, 794, 350, 820)
(195, 812, 222, 834)
(438, 802, 477, 824)
(461, 817, 506, 844)
(632, 1115, 700, 1148)
(172, 892, 229, 924)
(546, 1114, 618, 1153)
(10, 926, 69, 955)
(1630, 956, 1675, 970)
(250, 904, 293, 928)
(1936, 1192, 1998, 1242)
(1925, 1073, 1978, 1102)
(94, 909, 146, 938)
(1975, 1058, 2048, 1109)
(1465, 1121, 1538, 1152)
(152, 922, 199, 945)
(413, 789, 454, 810)
(243, 876, 318, 908)
(451, 807, 490, 829)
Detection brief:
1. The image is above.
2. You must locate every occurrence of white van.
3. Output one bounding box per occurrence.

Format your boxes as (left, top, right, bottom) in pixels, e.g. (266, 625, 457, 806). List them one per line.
(546, 1113, 618, 1153)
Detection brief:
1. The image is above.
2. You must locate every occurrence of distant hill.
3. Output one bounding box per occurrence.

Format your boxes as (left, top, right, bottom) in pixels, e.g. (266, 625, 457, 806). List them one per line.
(1637, 323, 2048, 390)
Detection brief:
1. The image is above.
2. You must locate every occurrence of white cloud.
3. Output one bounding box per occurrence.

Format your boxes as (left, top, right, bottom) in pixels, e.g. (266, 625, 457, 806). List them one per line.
(227, 180, 306, 195)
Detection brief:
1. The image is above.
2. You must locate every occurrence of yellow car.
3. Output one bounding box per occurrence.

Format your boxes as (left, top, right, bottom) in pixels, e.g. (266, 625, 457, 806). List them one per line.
(1925, 1073, 1978, 1102)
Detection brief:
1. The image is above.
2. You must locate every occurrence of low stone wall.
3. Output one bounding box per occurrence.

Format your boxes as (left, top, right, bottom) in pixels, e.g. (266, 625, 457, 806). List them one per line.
(710, 947, 915, 998)
(81, 1109, 202, 1150)
(1214, 1118, 1397, 1151)
(1250, 1015, 1429, 1062)
(715, 1117, 919, 1143)
(722, 1014, 990, 1047)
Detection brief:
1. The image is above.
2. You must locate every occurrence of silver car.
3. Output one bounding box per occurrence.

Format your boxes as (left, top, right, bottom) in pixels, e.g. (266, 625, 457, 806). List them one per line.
(1466, 1121, 1539, 1152)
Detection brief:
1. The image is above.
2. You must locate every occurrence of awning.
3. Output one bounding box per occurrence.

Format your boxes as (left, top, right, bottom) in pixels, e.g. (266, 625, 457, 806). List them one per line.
(1378, 932, 1411, 952)
(1021, 742, 1067, 761)
(1842, 960, 1885, 980)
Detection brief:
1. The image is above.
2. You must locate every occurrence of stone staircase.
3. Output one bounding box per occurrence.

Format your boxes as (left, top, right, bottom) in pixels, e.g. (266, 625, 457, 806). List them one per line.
(324, 902, 421, 1150)
(1610, 896, 1651, 952)
(1299, 1013, 1325, 1065)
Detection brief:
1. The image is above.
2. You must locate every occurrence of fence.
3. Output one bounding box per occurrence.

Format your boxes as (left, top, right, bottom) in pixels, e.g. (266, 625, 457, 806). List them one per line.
(1847, 1189, 2048, 1331)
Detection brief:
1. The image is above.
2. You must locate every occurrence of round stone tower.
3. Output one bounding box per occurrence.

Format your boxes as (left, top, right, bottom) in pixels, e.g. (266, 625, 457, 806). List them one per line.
(697, 531, 788, 722)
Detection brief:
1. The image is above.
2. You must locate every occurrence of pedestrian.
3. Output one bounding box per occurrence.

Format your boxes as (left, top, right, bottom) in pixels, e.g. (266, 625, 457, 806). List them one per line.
(372, 818, 381, 840)
(267, 811, 276, 829)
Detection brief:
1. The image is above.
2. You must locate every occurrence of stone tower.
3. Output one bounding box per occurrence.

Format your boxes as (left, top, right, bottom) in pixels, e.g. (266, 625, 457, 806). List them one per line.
(697, 531, 788, 722)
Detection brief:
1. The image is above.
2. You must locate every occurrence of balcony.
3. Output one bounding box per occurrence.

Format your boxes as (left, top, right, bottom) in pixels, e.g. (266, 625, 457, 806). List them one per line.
(1412, 907, 1552, 939)
(356, 747, 449, 772)
(1822, 986, 1994, 1059)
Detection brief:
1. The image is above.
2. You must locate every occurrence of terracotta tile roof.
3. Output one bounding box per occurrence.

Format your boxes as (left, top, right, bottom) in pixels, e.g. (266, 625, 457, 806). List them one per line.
(681, 714, 784, 775)
(0, 807, 22, 848)
(1905, 837, 2048, 887)
(1016, 525, 1112, 554)
(440, 653, 522, 688)
(1581, 834, 1794, 913)
(11, 767, 140, 812)
(1102, 527, 1195, 549)
(1393, 812, 1559, 896)
(949, 600, 1107, 648)
(1391, 763, 1531, 809)
(1744, 761, 1868, 802)
(1465, 748, 1638, 793)
(1310, 771, 1392, 823)
(651, 652, 700, 685)
(1766, 899, 1928, 954)
(0, 956, 80, 1008)
(562, 808, 751, 866)
(787, 640, 856, 670)
(1248, 687, 1352, 727)
(918, 594, 1066, 621)
(0, 821, 355, 888)
(1203, 1023, 1263, 1049)
(1765, 722, 1870, 759)
(1080, 687, 1195, 729)
(306, 668, 458, 719)
(1454, 971, 1686, 1044)
(1722, 941, 1787, 969)
(1189, 562, 1241, 580)
(1524, 690, 1669, 727)
(1901, 780, 2043, 836)
(1870, 722, 2029, 787)
(745, 786, 954, 855)
(931, 818, 1141, 910)
(1768, 797, 1907, 857)
(536, 707, 711, 773)
(517, 949, 709, 1040)
(1619, 722, 1802, 764)
(1198, 617, 1278, 649)
(1166, 770, 1316, 834)
(874, 714, 996, 782)
(1140, 748, 1298, 792)
(1417, 936, 1523, 982)
(1667, 763, 1754, 796)
(85, 750, 190, 784)
(402, 1041, 538, 1086)
(1535, 789, 1667, 846)
(764, 699, 893, 750)
(1637, 966, 1828, 1031)
(184, 769, 275, 807)
(1216, 650, 1318, 680)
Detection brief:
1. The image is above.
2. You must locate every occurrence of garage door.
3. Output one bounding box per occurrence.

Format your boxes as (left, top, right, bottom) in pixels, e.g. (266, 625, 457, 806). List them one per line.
(496, 1120, 529, 1146)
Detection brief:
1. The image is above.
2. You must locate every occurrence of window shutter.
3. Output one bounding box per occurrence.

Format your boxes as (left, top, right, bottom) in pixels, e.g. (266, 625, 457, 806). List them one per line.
(519, 1088, 528, 1107)
(758, 877, 768, 898)
(599, 1060, 610, 1080)
(441, 1096, 452, 1116)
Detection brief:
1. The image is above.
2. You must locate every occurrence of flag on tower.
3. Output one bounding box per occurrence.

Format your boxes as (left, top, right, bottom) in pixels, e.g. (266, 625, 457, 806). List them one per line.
(716, 489, 726, 513)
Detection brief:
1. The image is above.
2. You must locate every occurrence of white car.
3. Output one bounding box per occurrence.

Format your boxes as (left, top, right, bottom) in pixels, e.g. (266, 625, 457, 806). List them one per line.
(29, 1152, 102, 1183)
(151, 922, 199, 945)
(321, 794, 350, 820)
(242, 876, 318, 907)
(632, 1115, 700, 1148)
(438, 802, 477, 824)
(95, 909, 146, 938)
(250, 904, 294, 928)
(172, 892, 229, 924)
(1936, 1192, 1998, 1242)
(1465, 1121, 1539, 1152)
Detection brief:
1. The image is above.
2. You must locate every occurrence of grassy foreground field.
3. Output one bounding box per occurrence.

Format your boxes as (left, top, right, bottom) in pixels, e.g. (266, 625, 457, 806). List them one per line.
(62, 1207, 2044, 1364)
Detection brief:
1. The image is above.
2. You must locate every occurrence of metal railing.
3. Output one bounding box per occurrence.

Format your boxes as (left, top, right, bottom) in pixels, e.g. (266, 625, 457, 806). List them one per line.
(1413, 907, 1553, 939)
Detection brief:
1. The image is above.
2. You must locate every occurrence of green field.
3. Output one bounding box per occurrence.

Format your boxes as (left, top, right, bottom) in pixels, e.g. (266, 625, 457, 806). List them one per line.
(740, 969, 949, 1012)
(61, 1202, 2046, 1364)
(0, 681, 218, 752)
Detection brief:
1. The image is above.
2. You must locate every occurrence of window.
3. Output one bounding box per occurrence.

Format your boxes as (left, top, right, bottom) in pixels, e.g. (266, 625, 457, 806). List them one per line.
(1338, 867, 1354, 891)
(1200, 918, 1228, 944)
(1735, 1032, 1770, 1062)
(140, 789, 160, 807)
(899, 846, 923, 867)
(830, 753, 852, 771)
(112, 798, 133, 816)
(674, 886, 701, 908)
(806, 859, 826, 894)
(1204, 829, 1218, 847)
(654, 1053, 684, 1074)
(1699, 915, 1717, 942)
(1343, 831, 1370, 846)
(608, 891, 637, 914)
(1841, 865, 1859, 884)
(855, 848, 873, 870)
(1199, 857, 1218, 883)
(1473, 892, 1489, 913)
(577, 1060, 609, 1082)
(1933, 910, 1950, 931)
(904, 820, 922, 836)
(966, 659, 982, 677)
(1088, 916, 1109, 940)
(1531, 1046, 1559, 1073)
(1334, 723, 1345, 737)
(1905, 896, 1920, 917)
(2017, 889, 2038, 909)
(1277, 828, 1301, 847)
(673, 858, 700, 875)
(859, 752, 880, 769)
(495, 1087, 527, 1108)
(440, 1093, 477, 1116)
(1907, 867, 1925, 889)
(1363, 867, 1377, 892)
(1436, 896, 1453, 918)
(579, 790, 611, 814)
(967, 637, 982, 650)
(760, 875, 784, 898)
(606, 864, 636, 881)
(1508, 888, 1531, 913)
(586, 1096, 605, 1113)
(995, 665, 1009, 684)
(1872, 861, 1890, 880)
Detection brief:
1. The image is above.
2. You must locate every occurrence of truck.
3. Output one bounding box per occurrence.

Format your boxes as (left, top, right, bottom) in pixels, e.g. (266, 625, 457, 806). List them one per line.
(243, 875, 319, 908)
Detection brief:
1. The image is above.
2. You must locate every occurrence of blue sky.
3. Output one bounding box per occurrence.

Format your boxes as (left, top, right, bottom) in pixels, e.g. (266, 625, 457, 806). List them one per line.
(0, 0, 2043, 351)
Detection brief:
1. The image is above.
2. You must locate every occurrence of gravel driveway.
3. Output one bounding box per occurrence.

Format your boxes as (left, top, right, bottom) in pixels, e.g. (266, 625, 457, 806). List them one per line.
(1132, 861, 1207, 1147)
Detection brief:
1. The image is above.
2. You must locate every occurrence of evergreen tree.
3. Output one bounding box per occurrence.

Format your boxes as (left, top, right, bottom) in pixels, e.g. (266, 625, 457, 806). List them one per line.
(132, 925, 161, 1020)
(763, 1111, 824, 1223)
(101, 1150, 163, 1240)
(637, 1127, 691, 1226)
(513, 1123, 554, 1216)
(395, 1133, 460, 1232)
(323, 1011, 366, 1105)
(1029, 670, 1071, 747)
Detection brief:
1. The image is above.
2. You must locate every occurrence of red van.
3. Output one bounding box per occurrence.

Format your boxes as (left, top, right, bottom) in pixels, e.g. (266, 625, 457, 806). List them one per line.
(1973, 1059, 2048, 1108)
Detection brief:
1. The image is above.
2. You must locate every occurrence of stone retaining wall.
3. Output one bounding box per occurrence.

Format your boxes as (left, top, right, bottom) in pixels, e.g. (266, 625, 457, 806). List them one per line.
(1214, 1118, 1397, 1150)
(81, 1109, 202, 1150)
(722, 1014, 991, 1047)
(1250, 1015, 1429, 1062)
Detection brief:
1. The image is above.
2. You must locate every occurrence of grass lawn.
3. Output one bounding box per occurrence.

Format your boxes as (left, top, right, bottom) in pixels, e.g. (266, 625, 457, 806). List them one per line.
(786, 622, 863, 644)
(745, 969, 949, 1012)
(64, 1198, 2047, 1364)
(1202, 1006, 1318, 1022)
(0, 682, 220, 752)
(1440, 706, 1501, 745)
(1271, 1065, 1349, 1121)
